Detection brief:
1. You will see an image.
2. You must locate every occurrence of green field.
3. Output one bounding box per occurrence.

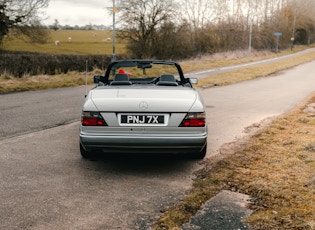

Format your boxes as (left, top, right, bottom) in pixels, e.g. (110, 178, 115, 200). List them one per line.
(3, 30, 127, 55)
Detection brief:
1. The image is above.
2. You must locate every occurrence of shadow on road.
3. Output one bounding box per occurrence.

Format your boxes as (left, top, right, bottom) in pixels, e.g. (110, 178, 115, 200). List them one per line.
(78, 153, 201, 176)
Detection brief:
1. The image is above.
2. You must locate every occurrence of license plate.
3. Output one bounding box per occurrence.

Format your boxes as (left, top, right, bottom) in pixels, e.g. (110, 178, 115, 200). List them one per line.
(120, 114, 165, 125)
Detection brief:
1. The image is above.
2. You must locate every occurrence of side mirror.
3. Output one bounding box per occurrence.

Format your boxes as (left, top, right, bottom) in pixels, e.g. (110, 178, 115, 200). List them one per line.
(94, 76, 101, 83)
(189, 78, 198, 84)
(94, 75, 107, 84)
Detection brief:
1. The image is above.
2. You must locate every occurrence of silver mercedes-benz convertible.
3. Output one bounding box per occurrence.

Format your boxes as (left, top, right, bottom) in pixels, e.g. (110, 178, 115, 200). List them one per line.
(79, 60, 207, 159)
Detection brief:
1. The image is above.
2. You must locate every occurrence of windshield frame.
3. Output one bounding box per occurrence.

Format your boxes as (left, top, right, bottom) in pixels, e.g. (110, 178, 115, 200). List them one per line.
(103, 60, 186, 85)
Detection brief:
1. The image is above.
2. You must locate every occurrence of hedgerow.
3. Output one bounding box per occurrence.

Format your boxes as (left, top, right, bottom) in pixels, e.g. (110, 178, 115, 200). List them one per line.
(0, 52, 127, 77)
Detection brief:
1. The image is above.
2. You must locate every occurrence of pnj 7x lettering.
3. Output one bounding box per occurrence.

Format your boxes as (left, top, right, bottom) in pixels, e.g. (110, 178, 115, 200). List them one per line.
(127, 115, 159, 124)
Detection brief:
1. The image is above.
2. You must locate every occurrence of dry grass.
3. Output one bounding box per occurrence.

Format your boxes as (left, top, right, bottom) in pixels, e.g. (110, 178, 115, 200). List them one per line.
(227, 107, 315, 229)
(180, 47, 306, 73)
(154, 96, 315, 230)
(196, 51, 315, 88)
(0, 71, 99, 93)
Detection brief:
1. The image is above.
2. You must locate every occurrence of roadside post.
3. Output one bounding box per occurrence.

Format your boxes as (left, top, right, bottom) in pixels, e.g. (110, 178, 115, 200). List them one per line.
(112, 0, 117, 62)
(274, 32, 282, 52)
(291, 37, 295, 51)
(85, 60, 88, 97)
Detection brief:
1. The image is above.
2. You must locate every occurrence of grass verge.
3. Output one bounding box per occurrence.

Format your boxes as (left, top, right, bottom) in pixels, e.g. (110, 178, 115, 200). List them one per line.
(0, 71, 97, 94)
(196, 51, 315, 88)
(154, 95, 315, 230)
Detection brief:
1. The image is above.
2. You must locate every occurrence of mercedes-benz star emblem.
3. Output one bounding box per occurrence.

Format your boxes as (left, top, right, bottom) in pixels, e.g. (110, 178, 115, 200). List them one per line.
(139, 101, 149, 110)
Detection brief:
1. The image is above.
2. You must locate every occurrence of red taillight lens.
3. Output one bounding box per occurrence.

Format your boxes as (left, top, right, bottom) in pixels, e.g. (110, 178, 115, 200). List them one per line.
(81, 112, 107, 126)
(180, 113, 206, 127)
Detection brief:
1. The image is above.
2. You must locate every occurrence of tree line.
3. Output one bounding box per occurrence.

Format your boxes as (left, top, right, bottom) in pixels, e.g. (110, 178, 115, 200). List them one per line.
(47, 19, 111, 31)
(1, 0, 315, 60)
(117, 0, 315, 59)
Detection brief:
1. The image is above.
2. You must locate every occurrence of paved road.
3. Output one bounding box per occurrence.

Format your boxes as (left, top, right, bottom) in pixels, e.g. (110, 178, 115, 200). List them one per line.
(186, 47, 315, 79)
(1, 58, 315, 229)
(0, 86, 87, 140)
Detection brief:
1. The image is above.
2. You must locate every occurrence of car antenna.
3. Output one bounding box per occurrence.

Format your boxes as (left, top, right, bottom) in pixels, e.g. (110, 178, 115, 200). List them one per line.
(85, 60, 88, 97)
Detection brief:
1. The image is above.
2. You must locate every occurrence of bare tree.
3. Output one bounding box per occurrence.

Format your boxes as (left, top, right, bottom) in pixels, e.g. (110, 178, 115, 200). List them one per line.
(288, 0, 315, 45)
(0, 0, 49, 45)
(181, 0, 217, 29)
(118, 0, 178, 58)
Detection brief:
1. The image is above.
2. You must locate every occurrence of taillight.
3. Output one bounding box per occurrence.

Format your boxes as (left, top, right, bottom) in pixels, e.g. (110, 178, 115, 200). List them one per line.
(180, 113, 206, 127)
(81, 112, 107, 126)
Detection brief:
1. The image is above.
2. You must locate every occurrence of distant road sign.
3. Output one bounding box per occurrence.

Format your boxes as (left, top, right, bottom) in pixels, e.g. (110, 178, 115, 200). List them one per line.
(274, 32, 283, 37)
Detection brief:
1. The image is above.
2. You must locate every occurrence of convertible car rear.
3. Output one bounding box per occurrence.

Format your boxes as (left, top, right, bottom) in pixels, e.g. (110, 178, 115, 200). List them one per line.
(79, 60, 207, 159)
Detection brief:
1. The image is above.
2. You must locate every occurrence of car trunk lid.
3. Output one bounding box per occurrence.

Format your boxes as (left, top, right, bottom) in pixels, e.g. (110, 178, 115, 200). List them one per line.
(90, 87, 197, 112)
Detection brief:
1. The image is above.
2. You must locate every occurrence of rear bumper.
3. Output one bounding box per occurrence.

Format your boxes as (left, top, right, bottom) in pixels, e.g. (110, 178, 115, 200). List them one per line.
(80, 132, 207, 154)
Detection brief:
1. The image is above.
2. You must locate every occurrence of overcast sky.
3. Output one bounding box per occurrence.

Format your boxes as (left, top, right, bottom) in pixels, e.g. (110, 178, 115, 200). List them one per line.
(42, 0, 112, 26)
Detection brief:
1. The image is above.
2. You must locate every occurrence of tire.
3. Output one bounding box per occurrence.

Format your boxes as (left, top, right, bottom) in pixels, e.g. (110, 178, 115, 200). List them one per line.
(191, 144, 207, 160)
(80, 143, 92, 159)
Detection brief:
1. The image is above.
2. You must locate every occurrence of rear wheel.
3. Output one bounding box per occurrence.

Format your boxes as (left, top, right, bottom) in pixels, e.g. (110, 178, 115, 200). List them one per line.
(80, 143, 93, 159)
